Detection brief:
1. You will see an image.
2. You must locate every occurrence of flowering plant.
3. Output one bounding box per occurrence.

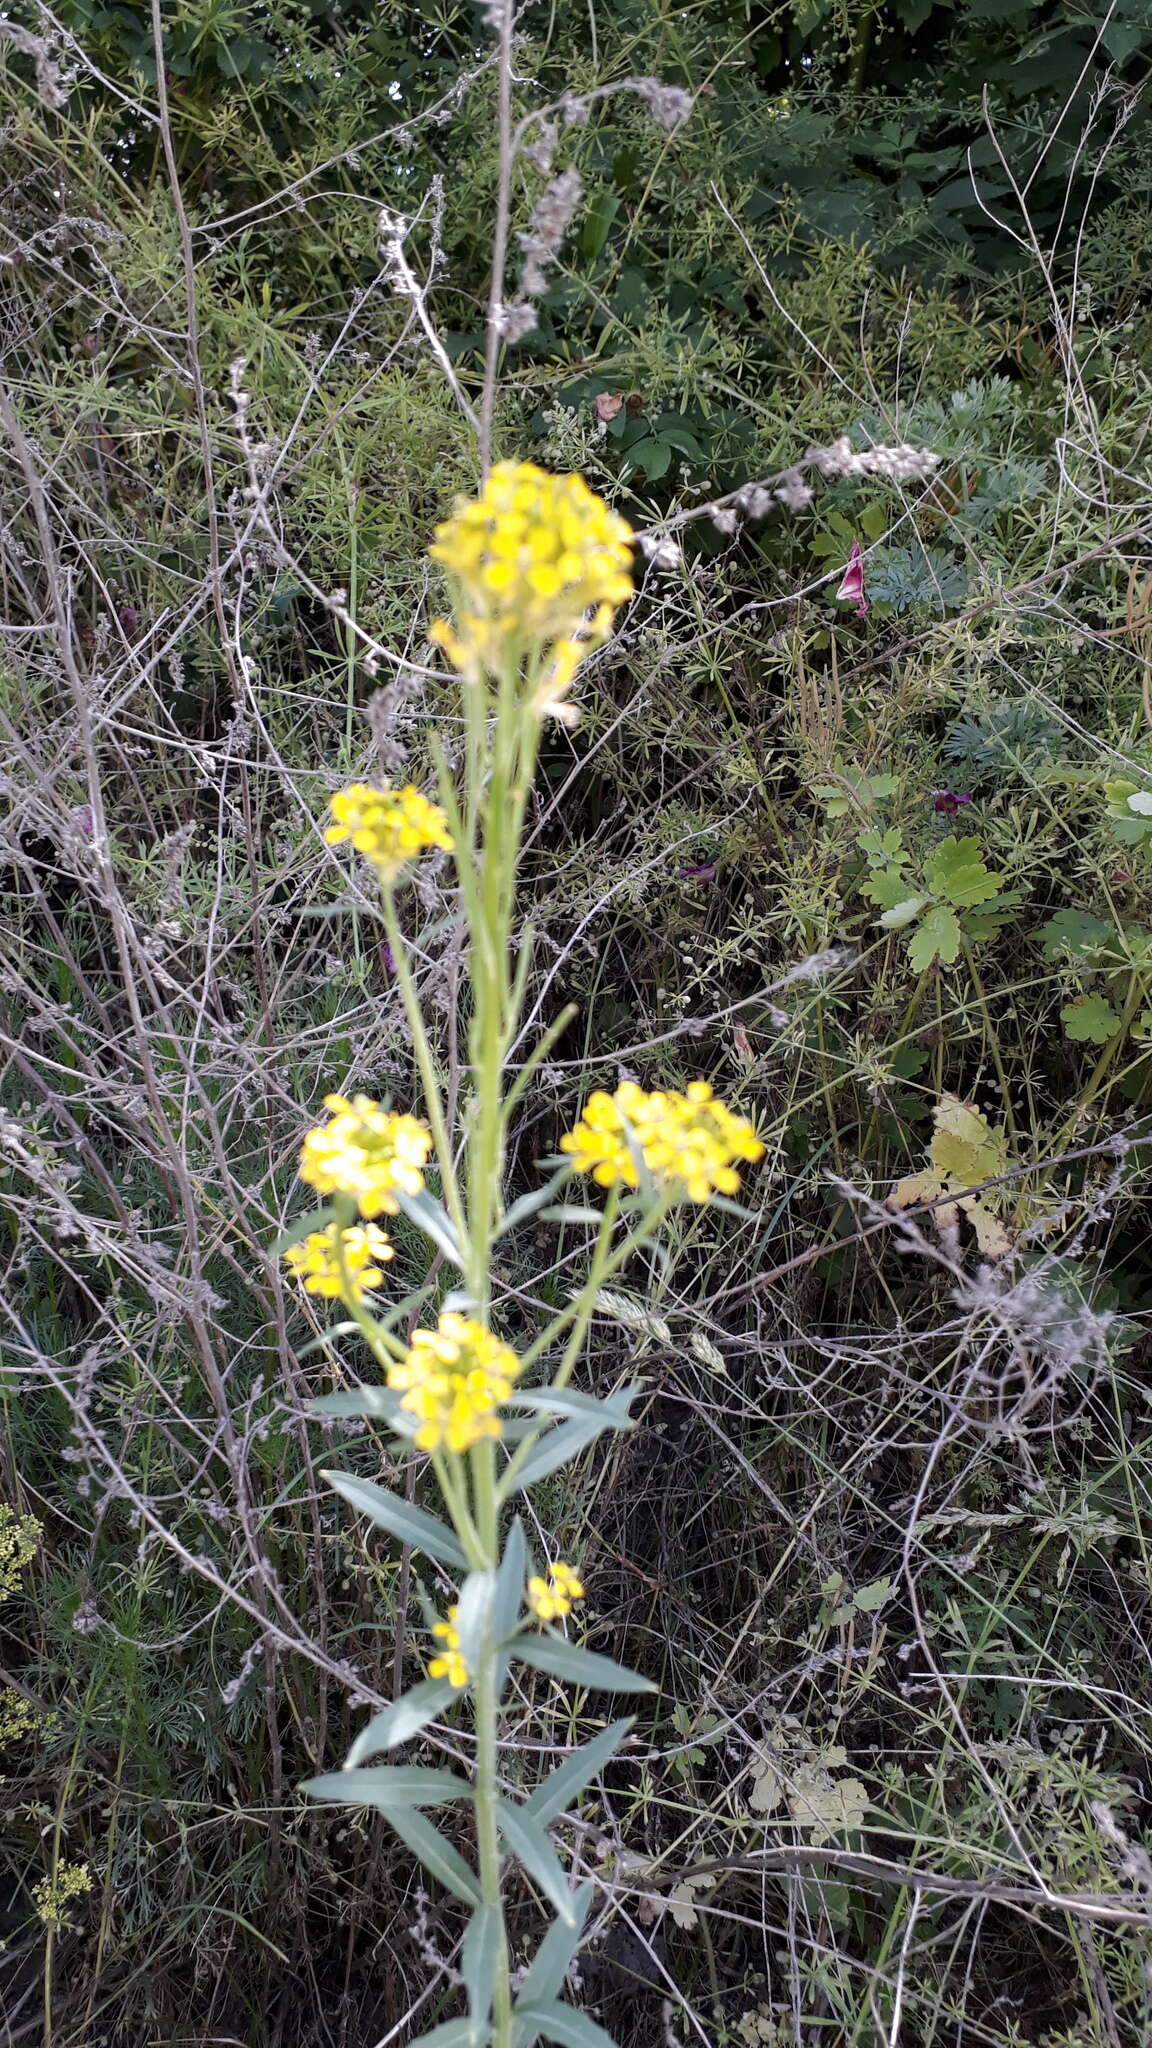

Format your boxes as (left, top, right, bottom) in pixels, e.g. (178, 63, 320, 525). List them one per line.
(283, 463, 762, 2048)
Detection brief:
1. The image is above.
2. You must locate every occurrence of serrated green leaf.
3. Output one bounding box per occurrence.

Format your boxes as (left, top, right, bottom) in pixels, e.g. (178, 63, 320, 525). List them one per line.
(514, 2000, 620, 2048)
(303, 1765, 470, 1808)
(345, 1681, 458, 1765)
(907, 902, 962, 970)
(923, 834, 1001, 907)
(523, 1720, 635, 1827)
(323, 1471, 467, 1569)
(1061, 993, 1123, 1044)
(512, 1638, 655, 1693)
(496, 1801, 577, 1925)
(878, 894, 930, 929)
(385, 1804, 482, 1908)
(1037, 909, 1114, 960)
(862, 866, 914, 913)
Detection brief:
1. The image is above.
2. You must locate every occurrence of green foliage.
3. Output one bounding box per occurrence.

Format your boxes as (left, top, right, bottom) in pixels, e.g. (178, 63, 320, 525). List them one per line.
(859, 831, 1020, 969)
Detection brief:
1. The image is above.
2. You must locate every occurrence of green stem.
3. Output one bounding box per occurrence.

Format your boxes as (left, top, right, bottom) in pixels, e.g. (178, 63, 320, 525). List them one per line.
(380, 888, 470, 1256)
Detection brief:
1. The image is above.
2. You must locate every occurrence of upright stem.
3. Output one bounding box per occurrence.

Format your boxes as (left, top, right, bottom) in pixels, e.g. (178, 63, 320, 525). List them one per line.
(478, 0, 516, 474)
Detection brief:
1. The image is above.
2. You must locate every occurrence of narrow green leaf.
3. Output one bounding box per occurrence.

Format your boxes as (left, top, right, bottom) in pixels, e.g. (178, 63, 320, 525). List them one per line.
(461, 1905, 502, 2028)
(453, 1570, 496, 1672)
(497, 1170, 571, 1240)
(385, 1805, 482, 1909)
(311, 1386, 408, 1424)
(272, 1205, 334, 1255)
(506, 1387, 640, 1427)
(493, 1520, 526, 1644)
(407, 2024, 484, 2048)
(302, 1765, 470, 1809)
(517, 1886, 593, 2008)
(537, 1205, 607, 1227)
(496, 1800, 577, 1926)
(392, 1185, 465, 1268)
(512, 1638, 655, 1694)
(523, 1720, 635, 1827)
(323, 1470, 466, 1569)
(503, 1420, 607, 1493)
(515, 2000, 620, 2048)
(345, 1680, 458, 1765)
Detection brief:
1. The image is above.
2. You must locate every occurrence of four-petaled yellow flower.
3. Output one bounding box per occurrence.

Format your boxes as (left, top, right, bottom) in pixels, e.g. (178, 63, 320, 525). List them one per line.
(283, 1221, 394, 1300)
(325, 782, 454, 881)
(560, 1079, 764, 1203)
(299, 1094, 433, 1218)
(429, 462, 633, 720)
(427, 1605, 469, 1689)
(387, 1313, 522, 1454)
(527, 1561, 585, 1622)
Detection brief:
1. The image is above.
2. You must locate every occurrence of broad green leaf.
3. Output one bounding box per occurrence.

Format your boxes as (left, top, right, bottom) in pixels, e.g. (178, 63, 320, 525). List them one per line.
(1061, 993, 1122, 1044)
(392, 1186, 465, 1268)
(345, 1680, 458, 1765)
(385, 1804, 482, 1908)
(514, 2000, 620, 2048)
(513, 1637, 655, 1694)
(461, 1905, 502, 2027)
(322, 1471, 466, 1569)
(1036, 908, 1112, 960)
(523, 1719, 635, 1827)
(923, 834, 1001, 907)
(494, 1521, 526, 1644)
(862, 866, 913, 913)
(907, 902, 962, 970)
(496, 1801, 577, 1925)
(517, 1886, 593, 2010)
(1127, 791, 1152, 816)
(878, 894, 929, 929)
(303, 1765, 470, 1809)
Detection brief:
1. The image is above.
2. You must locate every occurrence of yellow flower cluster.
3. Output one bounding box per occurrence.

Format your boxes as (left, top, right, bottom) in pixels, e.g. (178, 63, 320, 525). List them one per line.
(427, 1605, 469, 1689)
(0, 1503, 40, 1601)
(283, 1222, 394, 1300)
(325, 783, 453, 882)
(560, 1079, 764, 1203)
(429, 462, 633, 719)
(527, 1561, 585, 1622)
(33, 1860, 92, 1928)
(299, 1094, 432, 1218)
(386, 1313, 522, 1455)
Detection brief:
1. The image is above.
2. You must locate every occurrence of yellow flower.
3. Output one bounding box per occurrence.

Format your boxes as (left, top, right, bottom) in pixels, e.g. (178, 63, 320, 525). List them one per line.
(283, 1222, 394, 1300)
(32, 1860, 92, 1928)
(427, 1604, 469, 1688)
(560, 1079, 764, 1203)
(429, 462, 633, 713)
(325, 782, 453, 881)
(387, 1313, 522, 1455)
(299, 1094, 433, 1218)
(527, 1561, 585, 1622)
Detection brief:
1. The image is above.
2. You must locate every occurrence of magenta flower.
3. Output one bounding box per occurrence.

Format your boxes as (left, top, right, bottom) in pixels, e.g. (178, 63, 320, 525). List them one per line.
(835, 540, 869, 617)
(932, 789, 972, 817)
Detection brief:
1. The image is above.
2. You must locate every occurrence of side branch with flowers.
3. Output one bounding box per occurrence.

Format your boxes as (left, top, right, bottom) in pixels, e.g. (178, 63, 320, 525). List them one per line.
(283, 463, 763, 2048)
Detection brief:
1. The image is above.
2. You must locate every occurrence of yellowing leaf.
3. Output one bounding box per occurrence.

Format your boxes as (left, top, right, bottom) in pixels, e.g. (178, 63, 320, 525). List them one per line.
(931, 1095, 1008, 1190)
(961, 1198, 1012, 1260)
(890, 1168, 943, 1211)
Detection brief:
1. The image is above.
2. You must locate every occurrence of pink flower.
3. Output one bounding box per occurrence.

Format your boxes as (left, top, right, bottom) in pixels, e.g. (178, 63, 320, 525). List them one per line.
(932, 790, 972, 817)
(835, 540, 869, 617)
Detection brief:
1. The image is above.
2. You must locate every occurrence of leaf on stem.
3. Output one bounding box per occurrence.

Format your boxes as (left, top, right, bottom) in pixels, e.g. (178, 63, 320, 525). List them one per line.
(303, 1765, 471, 1808)
(516, 1886, 593, 2009)
(345, 1680, 459, 1764)
(460, 1904, 502, 2028)
(496, 1800, 577, 1926)
(385, 1805, 483, 1909)
(512, 1638, 655, 1694)
(493, 1520, 527, 1643)
(523, 1720, 635, 1827)
(392, 1185, 466, 1268)
(322, 1470, 467, 1568)
(513, 2000, 620, 2048)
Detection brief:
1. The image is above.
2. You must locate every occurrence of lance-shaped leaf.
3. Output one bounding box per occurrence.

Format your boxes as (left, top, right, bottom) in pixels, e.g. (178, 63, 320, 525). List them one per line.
(386, 1804, 482, 1909)
(345, 1680, 459, 1765)
(506, 1386, 641, 1427)
(523, 1720, 635, 1827)
(496, 1800, 577, 1926)
(514, 2001, 620, 2048)
(408, 2024, 486, 2048)
(496, 1169, 572, 1240)
(453, 1570, 496, 1672)
(312, 1385, 409, 1426)
(303, 1765, 470, 1809)
(392, 1186, 466, 1268)
(513, 1637, 655, 1694)
(493, 1520, 526, 1644)
(516, 1886, 593, 2008)
(323, 1470, 466, 1569)
(272, 1205, 334, 1255)
(460, 1904, 502, 2028)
